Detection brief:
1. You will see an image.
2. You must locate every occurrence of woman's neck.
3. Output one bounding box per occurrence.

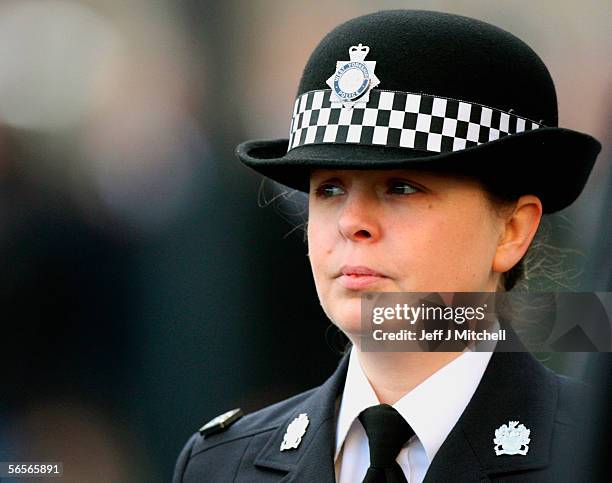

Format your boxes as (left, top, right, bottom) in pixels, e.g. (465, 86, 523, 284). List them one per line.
(354, 348, 463, 405)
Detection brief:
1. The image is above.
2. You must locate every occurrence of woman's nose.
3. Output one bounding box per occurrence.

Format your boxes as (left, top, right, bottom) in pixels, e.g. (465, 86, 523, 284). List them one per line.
(337, 192, 381, 242)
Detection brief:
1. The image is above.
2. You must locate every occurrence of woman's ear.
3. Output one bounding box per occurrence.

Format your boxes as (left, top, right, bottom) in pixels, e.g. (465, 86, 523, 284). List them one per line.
(492, 195, 543, 274)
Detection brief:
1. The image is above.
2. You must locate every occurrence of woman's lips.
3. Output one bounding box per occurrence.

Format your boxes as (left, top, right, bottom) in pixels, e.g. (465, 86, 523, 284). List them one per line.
(337, 265, 388, 289)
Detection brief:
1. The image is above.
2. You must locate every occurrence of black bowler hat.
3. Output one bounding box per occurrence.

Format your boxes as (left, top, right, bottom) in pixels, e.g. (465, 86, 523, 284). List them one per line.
(236, 10, 601, 213)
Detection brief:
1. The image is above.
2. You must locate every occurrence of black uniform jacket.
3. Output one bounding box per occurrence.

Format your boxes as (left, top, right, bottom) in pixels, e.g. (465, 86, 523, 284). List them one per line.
(173, 331, 602, 482)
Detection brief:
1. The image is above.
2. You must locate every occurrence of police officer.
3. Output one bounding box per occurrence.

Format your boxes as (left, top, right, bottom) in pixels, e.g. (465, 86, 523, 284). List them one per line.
(173, 10, 604, 482)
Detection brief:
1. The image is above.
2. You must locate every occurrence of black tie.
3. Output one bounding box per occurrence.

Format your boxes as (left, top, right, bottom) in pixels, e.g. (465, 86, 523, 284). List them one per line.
(358, 404, 415, 483)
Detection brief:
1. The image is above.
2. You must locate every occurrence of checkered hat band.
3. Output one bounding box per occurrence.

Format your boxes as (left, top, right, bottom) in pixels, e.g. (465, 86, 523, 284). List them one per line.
(287, 89, 543, 153)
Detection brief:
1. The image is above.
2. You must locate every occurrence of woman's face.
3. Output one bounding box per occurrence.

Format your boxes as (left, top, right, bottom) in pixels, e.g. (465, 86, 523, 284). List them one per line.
(307, 168, 505, 337)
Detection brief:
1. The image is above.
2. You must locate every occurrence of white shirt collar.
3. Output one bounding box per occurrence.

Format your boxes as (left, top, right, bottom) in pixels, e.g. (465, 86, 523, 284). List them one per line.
(334, 346, 493, 464)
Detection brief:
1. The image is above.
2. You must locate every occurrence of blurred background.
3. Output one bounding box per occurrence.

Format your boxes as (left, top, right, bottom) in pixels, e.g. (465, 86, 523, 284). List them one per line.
(0, 0, 609, 481)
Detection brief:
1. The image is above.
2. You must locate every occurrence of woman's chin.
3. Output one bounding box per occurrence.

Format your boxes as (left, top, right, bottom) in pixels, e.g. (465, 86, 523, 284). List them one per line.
(328, 307, 364, 339)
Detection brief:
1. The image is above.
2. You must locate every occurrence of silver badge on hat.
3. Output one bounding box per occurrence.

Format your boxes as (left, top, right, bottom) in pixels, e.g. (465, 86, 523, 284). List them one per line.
(326, 43, 380, 108)
(280, 413, 309, 451)
(493, 420, 531, 455)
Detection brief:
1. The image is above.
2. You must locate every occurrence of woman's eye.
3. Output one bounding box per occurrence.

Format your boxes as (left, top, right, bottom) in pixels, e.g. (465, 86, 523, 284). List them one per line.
(315, 184, 345, 197)
(388, 181, 419, 195)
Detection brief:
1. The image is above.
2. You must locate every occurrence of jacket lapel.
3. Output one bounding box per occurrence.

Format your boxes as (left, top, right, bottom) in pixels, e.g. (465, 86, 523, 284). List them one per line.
(422, 425, 490, 482)
(254, 350, 350, 483)
(424, 324, 557, 482)
(253, 324, 557, 483)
